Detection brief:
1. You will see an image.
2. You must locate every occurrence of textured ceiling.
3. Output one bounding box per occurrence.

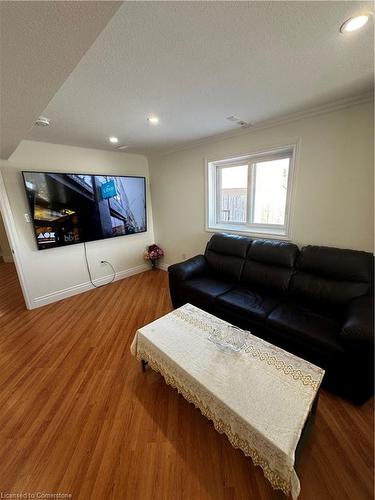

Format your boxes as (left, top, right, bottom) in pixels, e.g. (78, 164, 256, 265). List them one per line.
(0, 1, 122, 159)
(12, 1, 375, 156)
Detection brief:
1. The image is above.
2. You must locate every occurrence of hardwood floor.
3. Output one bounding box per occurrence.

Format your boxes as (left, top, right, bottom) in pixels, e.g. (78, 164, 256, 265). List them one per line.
(0, 260, 373, 500)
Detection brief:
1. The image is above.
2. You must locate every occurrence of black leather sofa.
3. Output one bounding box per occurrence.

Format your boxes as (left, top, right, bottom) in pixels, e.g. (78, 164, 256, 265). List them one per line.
(168, 233, 374, 404)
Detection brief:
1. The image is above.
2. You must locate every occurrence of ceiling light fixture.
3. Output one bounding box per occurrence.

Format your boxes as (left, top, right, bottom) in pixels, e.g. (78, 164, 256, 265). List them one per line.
(147, 116, 159, 124)
(116, 144, 128, 150)
(340, 13, 371, 33)
(35, 116, 51, 127)
(109, 136, 119, 144)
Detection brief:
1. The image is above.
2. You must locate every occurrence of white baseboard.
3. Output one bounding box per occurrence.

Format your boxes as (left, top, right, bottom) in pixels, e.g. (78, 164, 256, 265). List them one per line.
(157, 262, 170, 271)
(32, 263, 149, 309)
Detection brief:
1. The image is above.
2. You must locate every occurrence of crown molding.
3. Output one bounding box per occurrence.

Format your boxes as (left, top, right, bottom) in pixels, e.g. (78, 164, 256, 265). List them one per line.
(148, 91, 373, 159)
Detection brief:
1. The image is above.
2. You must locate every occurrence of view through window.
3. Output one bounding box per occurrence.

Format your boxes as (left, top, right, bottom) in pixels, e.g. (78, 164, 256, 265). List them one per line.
(208, 147, 294, 236)
(252, 158, 289, 225)
(220, 165, 248, 223)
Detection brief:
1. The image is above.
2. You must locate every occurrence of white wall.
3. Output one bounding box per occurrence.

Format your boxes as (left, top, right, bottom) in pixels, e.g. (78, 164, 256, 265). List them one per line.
(149, 101, 374, 267)
(0, 140, 154, 307)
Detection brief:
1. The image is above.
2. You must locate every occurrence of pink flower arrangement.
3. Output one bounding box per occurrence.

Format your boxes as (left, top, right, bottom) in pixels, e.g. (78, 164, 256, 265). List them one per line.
(144, 244, 164, 268)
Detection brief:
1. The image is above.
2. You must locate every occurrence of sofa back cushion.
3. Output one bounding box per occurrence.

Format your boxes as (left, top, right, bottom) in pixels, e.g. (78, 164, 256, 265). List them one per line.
(204, 233, 251, 281)
(290, 246, 373, 305)
(241, 239, 299, 292)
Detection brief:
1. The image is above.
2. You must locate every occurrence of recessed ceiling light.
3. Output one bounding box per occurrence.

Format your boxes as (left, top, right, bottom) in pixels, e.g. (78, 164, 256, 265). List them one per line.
(340, 13, 371, 33)
(35, 116, 51, 127)
(109, 136, 119, 144)
(147, 116, 159, 124)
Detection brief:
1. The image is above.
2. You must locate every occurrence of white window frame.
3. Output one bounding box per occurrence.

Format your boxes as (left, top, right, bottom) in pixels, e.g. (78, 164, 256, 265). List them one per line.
(205, 144, 297, 240)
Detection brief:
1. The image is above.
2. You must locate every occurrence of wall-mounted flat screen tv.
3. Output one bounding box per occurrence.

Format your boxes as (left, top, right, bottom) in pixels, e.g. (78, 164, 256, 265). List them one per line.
(22, 171, 147, 250)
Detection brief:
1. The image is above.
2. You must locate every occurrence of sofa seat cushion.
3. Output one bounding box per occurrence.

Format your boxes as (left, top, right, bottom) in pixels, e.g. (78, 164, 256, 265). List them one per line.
(267, 302, 344, 355)
(215, 287, 282, 321)
(180, 277, 234, 308)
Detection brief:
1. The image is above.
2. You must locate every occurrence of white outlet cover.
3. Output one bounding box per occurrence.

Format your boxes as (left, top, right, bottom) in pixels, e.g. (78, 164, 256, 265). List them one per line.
(24, 213, 31, 223)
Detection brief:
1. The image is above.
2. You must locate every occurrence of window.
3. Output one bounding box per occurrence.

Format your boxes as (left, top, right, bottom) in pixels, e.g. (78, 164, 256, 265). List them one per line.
(207, 146, 295, 238)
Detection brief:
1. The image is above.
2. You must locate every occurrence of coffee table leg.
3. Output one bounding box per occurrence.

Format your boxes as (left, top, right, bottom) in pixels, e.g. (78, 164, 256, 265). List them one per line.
(295, 391, 319, 468)
(141, 360, 148, 372)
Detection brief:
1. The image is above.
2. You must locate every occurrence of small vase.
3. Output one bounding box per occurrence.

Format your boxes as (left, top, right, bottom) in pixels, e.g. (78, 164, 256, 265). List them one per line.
(151, 259, 157, 269)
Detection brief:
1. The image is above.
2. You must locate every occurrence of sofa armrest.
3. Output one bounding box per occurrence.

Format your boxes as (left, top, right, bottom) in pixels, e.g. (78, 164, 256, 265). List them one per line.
(168, 255, 208, 281)
(341, 295, 374, 344)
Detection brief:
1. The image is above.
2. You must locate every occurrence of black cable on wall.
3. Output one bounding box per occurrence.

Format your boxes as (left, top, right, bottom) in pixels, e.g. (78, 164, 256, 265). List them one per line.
(83, 241, 116, 288)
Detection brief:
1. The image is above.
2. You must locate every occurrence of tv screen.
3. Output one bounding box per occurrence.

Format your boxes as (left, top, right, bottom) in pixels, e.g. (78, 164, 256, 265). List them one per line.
(22, 171, 147, 250)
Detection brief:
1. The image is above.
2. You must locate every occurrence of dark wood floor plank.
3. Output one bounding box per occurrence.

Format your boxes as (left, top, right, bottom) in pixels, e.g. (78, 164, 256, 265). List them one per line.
(0, 261, 373, 499)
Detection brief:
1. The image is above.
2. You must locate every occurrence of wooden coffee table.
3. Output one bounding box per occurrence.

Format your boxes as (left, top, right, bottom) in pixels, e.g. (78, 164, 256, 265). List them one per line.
(131, 303, 324, 499)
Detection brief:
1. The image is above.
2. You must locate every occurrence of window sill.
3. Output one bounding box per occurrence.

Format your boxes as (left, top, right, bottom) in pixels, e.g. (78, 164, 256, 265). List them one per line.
(205, 224, 290, 241)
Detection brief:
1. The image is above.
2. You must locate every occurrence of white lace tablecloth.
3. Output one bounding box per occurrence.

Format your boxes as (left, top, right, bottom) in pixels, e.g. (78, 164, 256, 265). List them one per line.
(131, 304, 324, 498)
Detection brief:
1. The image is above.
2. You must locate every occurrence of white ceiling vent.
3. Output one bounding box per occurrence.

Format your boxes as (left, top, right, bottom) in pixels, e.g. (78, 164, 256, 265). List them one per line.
(35, 116, 51, 127)
(227, 116, 251, 128)
(226, 115, 240, 122)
